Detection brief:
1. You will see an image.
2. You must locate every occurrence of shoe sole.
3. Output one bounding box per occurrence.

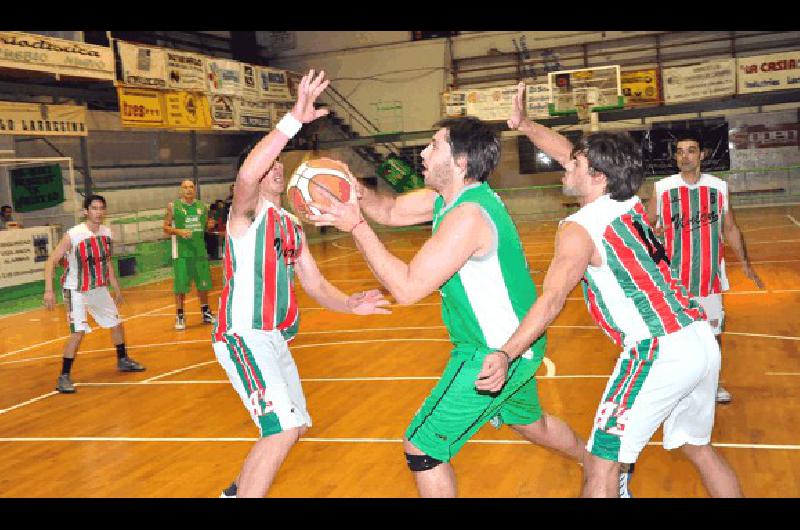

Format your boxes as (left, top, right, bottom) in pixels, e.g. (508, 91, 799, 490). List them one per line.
(56, 387, 76, 393)
(119, 368, 146, 372)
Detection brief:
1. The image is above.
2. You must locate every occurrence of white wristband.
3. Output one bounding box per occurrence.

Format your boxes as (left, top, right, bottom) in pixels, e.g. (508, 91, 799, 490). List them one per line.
(276, 112, 302, 138)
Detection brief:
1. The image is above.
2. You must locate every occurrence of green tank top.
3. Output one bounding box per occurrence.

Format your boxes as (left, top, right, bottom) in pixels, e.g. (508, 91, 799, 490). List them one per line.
(171, 199, 208, 258)
(432, 182, 545, 360)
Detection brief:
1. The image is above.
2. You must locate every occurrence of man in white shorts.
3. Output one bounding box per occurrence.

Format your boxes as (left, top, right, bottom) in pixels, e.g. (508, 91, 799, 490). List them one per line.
(481, 83, 743, 497)
(44, 194, 145, 394)
(647, 133, 764, 403)
(213, 70, 390, 498)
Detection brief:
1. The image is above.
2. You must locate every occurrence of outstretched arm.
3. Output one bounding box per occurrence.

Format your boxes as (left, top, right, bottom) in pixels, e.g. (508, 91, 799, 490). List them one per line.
(294, 231, 391, 315)
(508, 82, 574, 167)
(475, 222, 595, 392)
(357, 182, 438, 226)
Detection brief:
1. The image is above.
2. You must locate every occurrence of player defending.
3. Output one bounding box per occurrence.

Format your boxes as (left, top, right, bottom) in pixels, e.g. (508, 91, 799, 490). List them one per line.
(489, 83, 742, 497)
(647, 133, 764, 404)
(214, 70, 390, 498)
(308, 116, 591, 498)
(44, 194, 145, 394)
(163, 179, 216, 330)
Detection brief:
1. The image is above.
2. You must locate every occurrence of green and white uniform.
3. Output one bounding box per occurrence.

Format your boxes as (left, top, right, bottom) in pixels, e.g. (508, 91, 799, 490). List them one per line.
(171, 199, 212, 293)
(405, 182, 547, 462)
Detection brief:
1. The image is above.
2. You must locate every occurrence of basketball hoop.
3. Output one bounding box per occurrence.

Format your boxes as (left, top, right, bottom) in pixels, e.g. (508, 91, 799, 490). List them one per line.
(576, 102, 592, 124)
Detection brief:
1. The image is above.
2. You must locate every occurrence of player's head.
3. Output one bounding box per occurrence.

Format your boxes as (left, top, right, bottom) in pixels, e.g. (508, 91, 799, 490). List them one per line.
(674, 132, 704, 174)
(564, 132, 643, 200)
(180, 180, 196, 202)
(1, 205, 11, 220)
(422, 117, 500, 190)
(82, 194, 107, 223)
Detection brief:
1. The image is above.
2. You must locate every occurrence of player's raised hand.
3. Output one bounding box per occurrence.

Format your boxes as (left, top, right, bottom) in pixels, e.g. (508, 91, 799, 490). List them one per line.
(347, 289, 392, 315)
(507, 82, 527, 130)
(291, 69, 330, 124)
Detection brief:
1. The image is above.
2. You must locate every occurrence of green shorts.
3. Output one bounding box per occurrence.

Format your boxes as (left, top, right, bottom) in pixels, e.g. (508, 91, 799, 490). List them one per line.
(405, 347, 544, 462)
(172, 256, 212, 294)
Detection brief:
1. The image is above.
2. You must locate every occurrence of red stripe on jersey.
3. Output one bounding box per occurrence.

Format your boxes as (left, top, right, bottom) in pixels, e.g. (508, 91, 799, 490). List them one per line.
(584, 279, 623, 347)
(661, 190, 674, 259)
(261, 208, 278, 330)
(89, 237, 105, 287)
(678, 187, 692, 292)
(277, 216, 299, 331)
(607, 215, 682, 334)
(214, 238, 235, 342)
(699, 188, 712, 297)
(78, 241, 90, 290)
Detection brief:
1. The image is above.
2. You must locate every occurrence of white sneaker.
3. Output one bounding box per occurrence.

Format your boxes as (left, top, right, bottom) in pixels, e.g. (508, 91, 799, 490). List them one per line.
(219, 482, 237, 498)
(175, 315, 186, 331)
(619, 463, 634, 498)
(716, 385, 732, 404)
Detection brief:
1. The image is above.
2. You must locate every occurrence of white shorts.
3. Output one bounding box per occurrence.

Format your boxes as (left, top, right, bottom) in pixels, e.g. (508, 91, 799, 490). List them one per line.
(213, 329, 312, 437)
(696, 293, 724, 335)
(587, 321, 720, 464)
(64, 287, 121, 333)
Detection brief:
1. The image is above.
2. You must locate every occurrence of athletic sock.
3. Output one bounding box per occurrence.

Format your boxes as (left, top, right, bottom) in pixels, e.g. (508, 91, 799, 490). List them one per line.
(61, 357, 74, 375)
(116, 343, 127, 360)
(177, 308, 184, 317)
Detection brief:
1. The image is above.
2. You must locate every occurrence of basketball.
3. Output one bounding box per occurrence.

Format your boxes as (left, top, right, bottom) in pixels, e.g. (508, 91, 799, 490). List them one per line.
(287, 158, 353, 216)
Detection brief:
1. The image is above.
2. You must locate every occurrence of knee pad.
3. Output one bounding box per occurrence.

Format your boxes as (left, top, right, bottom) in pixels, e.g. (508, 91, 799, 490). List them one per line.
(405, 452, 443, 472)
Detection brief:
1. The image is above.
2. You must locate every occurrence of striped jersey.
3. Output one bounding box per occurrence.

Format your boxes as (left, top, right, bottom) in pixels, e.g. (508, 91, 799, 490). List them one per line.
(60, 223, 113, 292)
(432, 182, 546, 360)
(213, 200, 304, 343)
(655, 174, 729, 297)
(171, 199, 208, 258)
(565, 195, 704, 349)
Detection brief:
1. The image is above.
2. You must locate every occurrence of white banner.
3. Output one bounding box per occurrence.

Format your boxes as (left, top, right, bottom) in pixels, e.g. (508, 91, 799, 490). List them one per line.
(465, 85, 519, 121)
(241, 64, 260, 98)
(442, 91, 467, 118)
(117, 41, 167, 89)
(258, 67, 291, 101)
(525, 83, 551, 118)
(663, 59, 736, 104)
(0, 31, 114, 81)
(237, 97, 271, 130)
(165, 50, 206, 91)
(737, 51, 800, 94)
(206, 58, 243, 96)
(209, 94, 238, 130)
(0, 101, 88, 136)
(0, 225, 58, 288)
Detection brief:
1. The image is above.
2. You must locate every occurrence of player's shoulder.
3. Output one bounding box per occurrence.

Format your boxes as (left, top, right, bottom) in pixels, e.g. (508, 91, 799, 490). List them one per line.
(701, 173, 727, 188)
(655, 174, 682, 190)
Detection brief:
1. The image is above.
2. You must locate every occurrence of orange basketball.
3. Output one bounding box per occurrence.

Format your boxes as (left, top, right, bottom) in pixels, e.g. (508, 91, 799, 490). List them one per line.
(287, 158, 352, 216)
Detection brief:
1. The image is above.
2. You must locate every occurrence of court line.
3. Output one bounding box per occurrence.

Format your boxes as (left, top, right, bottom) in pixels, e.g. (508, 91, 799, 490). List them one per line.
(0, 436, 796, 450)
(316, 250, 364, 265)
(742, 224, 795, 233)
(765, 372, 800, 376)
(724, 331, 800, 341)
(0, 391, 59, 415)
(788, 215, 800, 228)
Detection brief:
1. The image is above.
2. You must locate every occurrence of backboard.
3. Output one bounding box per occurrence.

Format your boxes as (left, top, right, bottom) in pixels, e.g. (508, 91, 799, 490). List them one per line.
(548, 65, 624, 116)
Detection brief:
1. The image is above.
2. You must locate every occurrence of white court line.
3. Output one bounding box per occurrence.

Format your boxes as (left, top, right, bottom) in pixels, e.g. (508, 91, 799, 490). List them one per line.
(766, 372, 800, 376)
(742, 224, 795, 233)
(143, 361, 216, 383)
(788, 215, 800, 228)
(724, 331, 800, 341)
(0, 436, 796, 450)
(316, 250, 363, 265)
(0, 391, 59, 415)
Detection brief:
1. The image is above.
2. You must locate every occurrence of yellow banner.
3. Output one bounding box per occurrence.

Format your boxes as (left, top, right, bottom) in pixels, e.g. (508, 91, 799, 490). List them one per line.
(0, 101, 87, 136)
(117, 87, 166, 128)
(164, 91, 212, 129)
(621, 69, 660, 106)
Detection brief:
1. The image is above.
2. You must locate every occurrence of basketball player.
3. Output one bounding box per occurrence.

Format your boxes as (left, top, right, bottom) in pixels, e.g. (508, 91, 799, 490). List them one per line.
(308, 116, 595, 498)
(647, 133, 764, 404)
(43, 194, 146, 394)
(163, 179, 215, 330)
(214, 69, 391, 498)
(489, 84, 742, 497)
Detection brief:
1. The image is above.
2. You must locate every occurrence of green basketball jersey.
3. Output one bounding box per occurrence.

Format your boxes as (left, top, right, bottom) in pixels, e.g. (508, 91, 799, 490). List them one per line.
(432, 182, 545, 360)
(171, 199, 208, 258)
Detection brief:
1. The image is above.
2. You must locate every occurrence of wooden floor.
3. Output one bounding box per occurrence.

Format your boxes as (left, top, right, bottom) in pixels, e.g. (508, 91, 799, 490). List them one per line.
(1, 204, 799, 498)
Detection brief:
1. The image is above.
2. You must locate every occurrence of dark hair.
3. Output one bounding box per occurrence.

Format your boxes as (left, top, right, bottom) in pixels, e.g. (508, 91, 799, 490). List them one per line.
(1, 205, 10, 212)
(433, 116, 500, 182)
(83, 194, 107, 209)
(675, 132, 703, 151)
(571, 132, 643, 201)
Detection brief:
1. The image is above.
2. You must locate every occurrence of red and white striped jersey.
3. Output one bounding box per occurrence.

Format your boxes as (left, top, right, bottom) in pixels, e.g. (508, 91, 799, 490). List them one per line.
(213, 199, 304, 343)
(655, 173, 729, 297)
(565, 195, 705, 349)
(60, 223, 113, 292)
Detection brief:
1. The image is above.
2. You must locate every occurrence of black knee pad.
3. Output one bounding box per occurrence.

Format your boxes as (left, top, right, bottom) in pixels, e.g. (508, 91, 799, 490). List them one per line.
(405, 452, 443, 472)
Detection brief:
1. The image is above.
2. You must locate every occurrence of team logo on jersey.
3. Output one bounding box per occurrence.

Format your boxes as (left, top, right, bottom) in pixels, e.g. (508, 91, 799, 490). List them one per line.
(248, 388, 275, 417)
(594, 401, 630, 436)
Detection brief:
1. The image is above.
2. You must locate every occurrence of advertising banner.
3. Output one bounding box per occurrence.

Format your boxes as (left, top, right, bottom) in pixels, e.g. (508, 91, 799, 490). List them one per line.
(117, 41, 167, 89)
(164, 91, 212, 129)
(621, 68, 661, 106)
(442, 91, 467, 118)
(209, 94, 238, 130)
(0, 225, 58, 289)
(258, 67, 291, 101)
(165, 50, 206, 91)
(0, 31, 114, 81)
(737, 51, 800, 94)
(663, 59, 736, 104)
(237, 97, 271, 131)
(269, 101, 294, 126)
(0, 101, 87, 136)
(241, 64, 260, 98)
(206, 58, 243, 95)
(377, 157, 424, 193)
(525, 83, 551, 118)
(117, 87, 166, 128)
(9, 164, 65, 212)
(465, 85, 518, 121)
